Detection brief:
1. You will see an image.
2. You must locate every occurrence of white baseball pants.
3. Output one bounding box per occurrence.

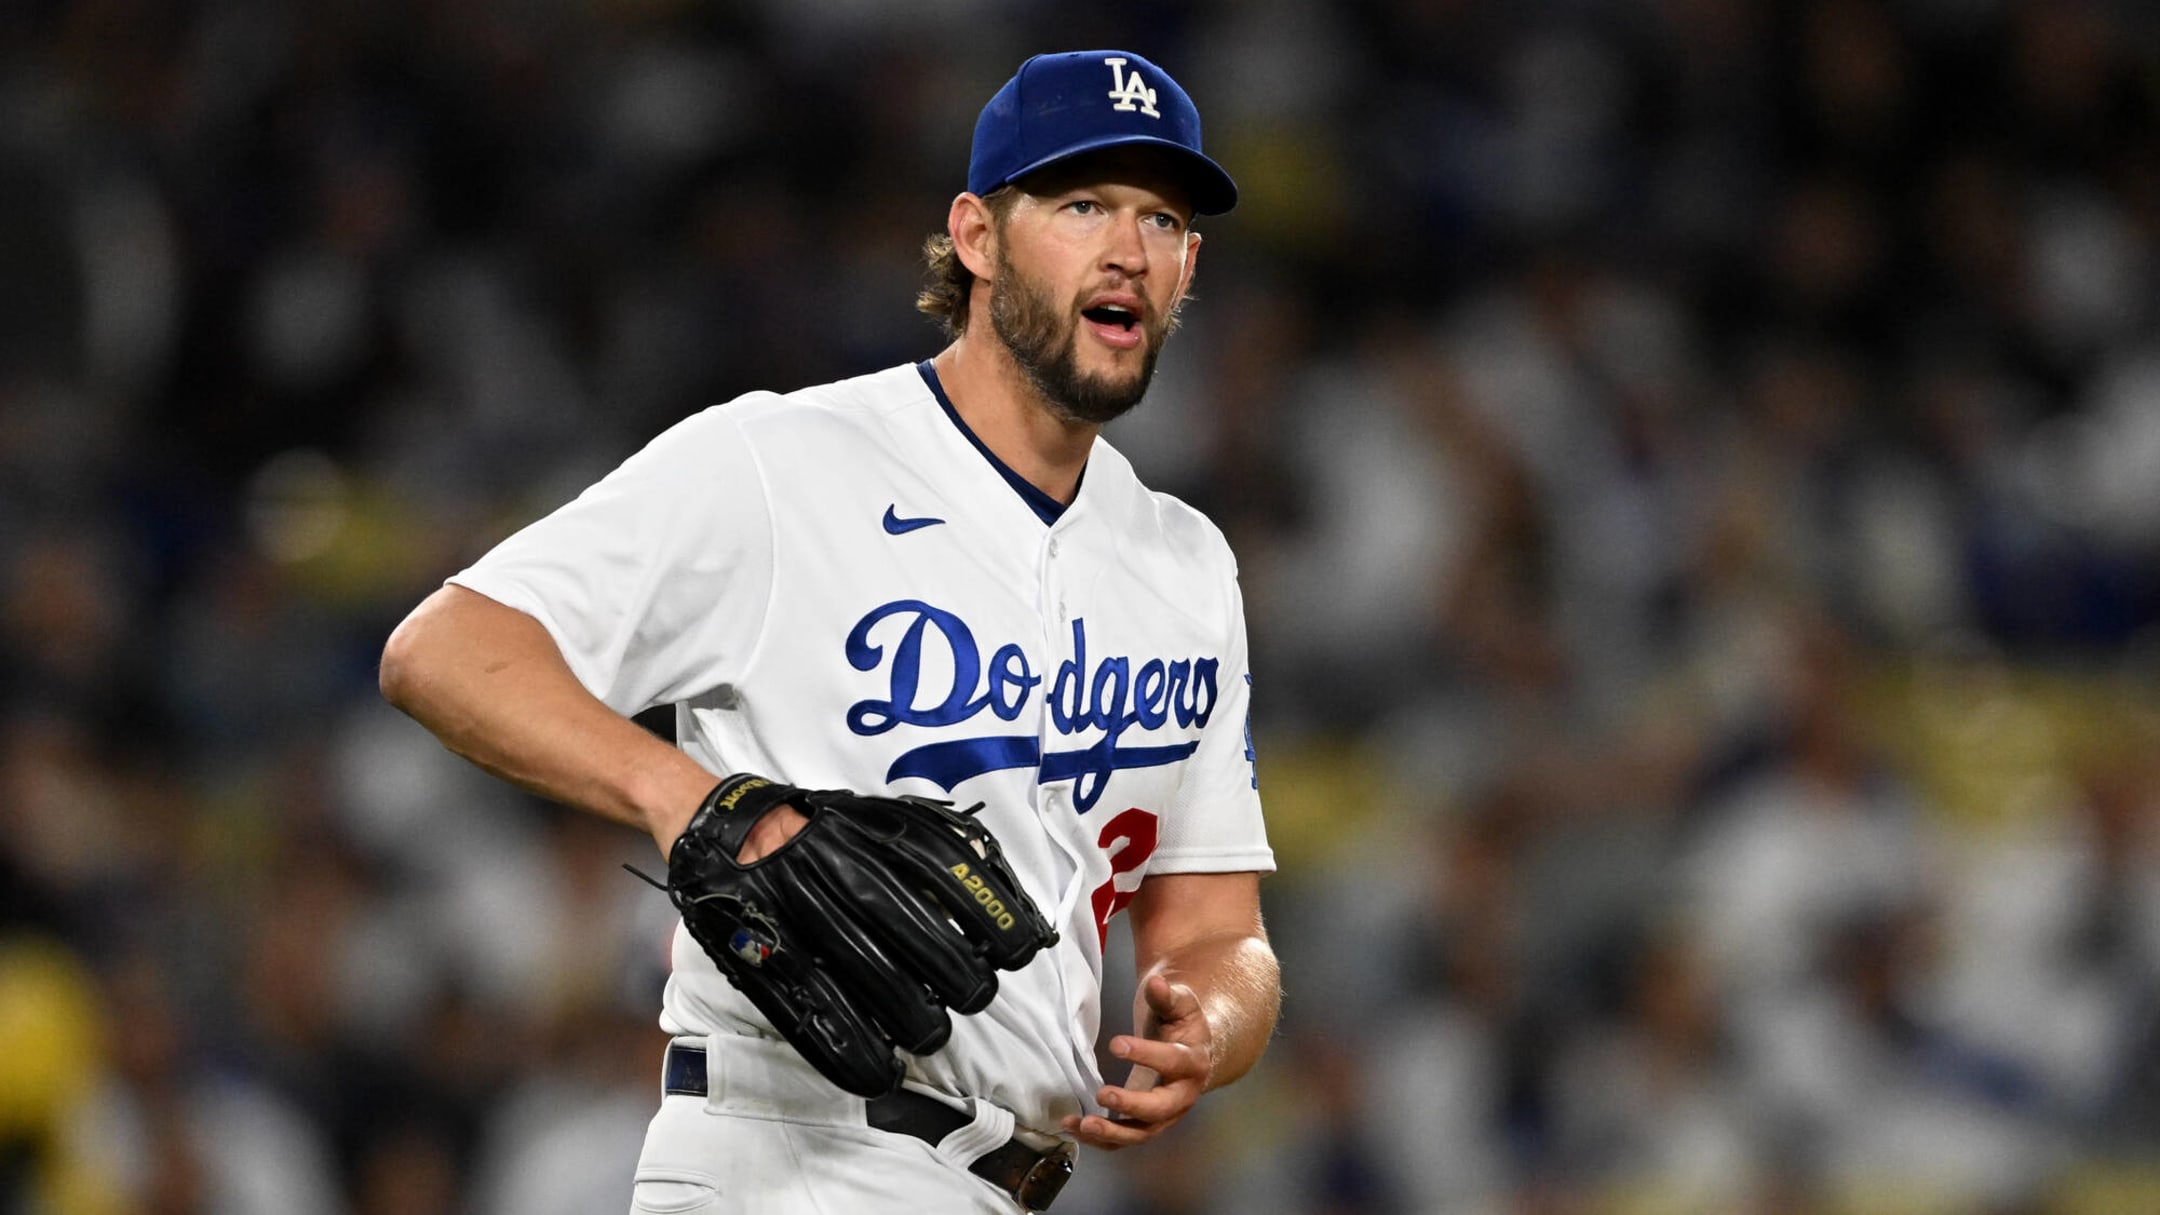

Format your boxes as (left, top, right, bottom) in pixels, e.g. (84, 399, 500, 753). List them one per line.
(627, 1034, 1024, 1215)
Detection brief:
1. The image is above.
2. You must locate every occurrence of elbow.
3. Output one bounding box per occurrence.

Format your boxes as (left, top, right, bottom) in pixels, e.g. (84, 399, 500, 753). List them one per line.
(378, 612, 429, 713)
(379, 586, 529, 720)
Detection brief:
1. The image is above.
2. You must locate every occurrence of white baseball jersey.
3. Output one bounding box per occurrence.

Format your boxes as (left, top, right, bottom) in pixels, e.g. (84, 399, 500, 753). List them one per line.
(450, 361, 1273, 1138)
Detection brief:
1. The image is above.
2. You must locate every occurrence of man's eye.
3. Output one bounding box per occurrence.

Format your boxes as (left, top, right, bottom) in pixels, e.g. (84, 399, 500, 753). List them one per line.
(1069, 200, 1099, 215)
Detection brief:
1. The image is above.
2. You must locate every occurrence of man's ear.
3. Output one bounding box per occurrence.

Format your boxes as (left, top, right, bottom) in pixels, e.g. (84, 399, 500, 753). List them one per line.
(1172, 230, 1202, 309)
(949, 193, 1000, 280)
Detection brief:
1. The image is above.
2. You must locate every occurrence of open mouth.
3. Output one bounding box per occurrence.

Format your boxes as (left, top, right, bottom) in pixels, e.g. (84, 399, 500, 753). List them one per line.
(1081, 304, 1140, 332)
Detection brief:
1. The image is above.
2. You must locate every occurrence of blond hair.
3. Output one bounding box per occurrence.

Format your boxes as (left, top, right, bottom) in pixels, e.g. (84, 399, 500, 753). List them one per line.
(915, 187, 1018, 338)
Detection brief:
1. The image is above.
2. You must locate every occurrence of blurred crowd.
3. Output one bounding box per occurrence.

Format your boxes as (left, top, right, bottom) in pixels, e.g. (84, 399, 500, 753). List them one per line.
(4, 0, 2160, 1213)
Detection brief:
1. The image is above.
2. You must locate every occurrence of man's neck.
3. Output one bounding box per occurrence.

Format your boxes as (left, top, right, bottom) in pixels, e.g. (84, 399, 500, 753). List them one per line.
(930, 337, 1097, 506)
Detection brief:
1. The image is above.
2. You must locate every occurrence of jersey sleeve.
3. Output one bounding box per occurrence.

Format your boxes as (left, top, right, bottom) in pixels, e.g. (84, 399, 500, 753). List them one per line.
(447, 402, 775, 716)
(1153, 564, 1275, 874)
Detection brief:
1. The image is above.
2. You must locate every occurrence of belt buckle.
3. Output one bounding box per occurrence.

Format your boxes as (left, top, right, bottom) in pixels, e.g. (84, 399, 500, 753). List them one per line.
(1014, 1149, 1074, 1211)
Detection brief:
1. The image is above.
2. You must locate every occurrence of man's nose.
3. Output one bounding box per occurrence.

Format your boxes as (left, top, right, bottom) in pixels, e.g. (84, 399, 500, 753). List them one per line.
(1100, 212, 1149, 278)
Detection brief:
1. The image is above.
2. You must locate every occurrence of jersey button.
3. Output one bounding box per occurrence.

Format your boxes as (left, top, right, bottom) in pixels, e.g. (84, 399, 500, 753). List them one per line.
(1047, 538, 1060, 558)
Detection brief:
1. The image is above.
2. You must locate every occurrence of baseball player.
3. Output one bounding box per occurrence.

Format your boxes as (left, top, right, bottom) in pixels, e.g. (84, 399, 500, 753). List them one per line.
(380, 49, 1279, 1214)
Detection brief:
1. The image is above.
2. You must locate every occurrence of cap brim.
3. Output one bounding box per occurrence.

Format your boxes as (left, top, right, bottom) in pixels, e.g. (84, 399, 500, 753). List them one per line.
(1000, 133, 1238, 216)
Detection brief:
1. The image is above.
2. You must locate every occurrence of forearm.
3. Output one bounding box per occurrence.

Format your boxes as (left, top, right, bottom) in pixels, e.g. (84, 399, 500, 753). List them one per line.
(1139, 930, 1280, 1090)
(379, 585, 717, 853)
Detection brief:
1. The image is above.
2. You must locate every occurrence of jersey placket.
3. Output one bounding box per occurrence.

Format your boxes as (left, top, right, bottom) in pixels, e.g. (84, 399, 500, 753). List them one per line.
(1033, 513, 1124, 1114)
(1033, 519, 1081, 868)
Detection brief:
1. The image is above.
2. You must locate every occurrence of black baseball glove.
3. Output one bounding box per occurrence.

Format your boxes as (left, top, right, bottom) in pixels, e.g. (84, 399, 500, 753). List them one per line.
(646, 772, 1059, 1098)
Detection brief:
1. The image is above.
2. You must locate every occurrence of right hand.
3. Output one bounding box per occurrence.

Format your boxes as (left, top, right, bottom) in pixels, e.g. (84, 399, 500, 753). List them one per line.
(735, 801, 809, 863)
(654, 796, 808, 862)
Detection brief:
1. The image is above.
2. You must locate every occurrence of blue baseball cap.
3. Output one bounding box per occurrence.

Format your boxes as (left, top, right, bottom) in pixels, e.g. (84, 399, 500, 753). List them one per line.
(968, 50, 1238, 215)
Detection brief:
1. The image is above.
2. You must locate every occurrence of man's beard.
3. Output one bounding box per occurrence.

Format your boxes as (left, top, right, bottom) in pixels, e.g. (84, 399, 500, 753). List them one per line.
(987, 249, 1167, 426)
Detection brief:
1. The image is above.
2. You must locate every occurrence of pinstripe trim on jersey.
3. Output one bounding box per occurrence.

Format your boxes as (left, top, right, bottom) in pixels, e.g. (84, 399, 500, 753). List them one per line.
(915, 361, 1072, 526)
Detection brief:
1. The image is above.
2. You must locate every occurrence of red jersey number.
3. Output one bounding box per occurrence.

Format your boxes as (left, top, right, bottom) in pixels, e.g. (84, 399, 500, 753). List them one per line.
(1089, 807, 1160, 948)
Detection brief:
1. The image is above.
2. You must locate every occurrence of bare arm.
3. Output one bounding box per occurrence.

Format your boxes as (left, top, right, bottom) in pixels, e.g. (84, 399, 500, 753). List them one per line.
(1061, 870, 1281, 1149)
(378, 585, 723, 856)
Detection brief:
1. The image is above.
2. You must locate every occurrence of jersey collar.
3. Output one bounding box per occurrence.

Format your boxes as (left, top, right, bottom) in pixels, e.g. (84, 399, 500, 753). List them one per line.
(915, 361, 1074, 526)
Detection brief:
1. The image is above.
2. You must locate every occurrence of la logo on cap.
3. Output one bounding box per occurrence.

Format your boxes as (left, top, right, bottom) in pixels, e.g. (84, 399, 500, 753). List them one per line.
(1104, 57, 1160, 118)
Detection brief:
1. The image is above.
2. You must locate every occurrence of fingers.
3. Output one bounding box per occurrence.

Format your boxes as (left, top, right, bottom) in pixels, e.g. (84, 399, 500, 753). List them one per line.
(1058, 1070, 1201, 1149)
(1061, 980, 1213, 1151)
(1060, 1112, 1149, 1150)
(1135, 976, 1205, 1048)
(1142, 973, 1197, 1022)
(736, 803, 810, 863)
(1055, 1033, 1207, 1150)
(1059, 1100, 1190, 1150)
(1110, 1033, 1203, 1083)
(1097, 1075, 1198, 1126)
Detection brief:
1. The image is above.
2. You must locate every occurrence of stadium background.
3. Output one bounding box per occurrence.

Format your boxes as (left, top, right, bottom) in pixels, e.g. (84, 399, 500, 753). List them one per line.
(4, 0, 2160, 1212)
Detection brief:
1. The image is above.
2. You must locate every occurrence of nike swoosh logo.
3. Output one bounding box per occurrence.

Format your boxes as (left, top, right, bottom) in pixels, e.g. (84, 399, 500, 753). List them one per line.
(882, 506, 945, 535)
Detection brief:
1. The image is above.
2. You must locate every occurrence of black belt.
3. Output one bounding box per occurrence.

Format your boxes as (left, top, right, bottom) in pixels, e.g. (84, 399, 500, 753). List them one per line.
(663, 1040, 1074, 1212)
